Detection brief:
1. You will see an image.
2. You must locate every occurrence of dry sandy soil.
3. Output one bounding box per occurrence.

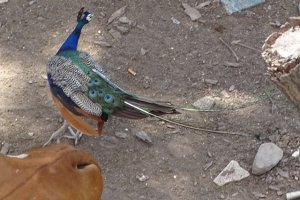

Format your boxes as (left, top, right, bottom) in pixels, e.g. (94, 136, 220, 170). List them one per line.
(1, 0, 300, 199)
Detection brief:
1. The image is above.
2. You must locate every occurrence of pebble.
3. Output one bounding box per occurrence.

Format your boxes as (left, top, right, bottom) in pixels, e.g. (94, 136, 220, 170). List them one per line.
(115, 25, 129, 34)
(141, 48, 148, 56)
(204, 79, 218, 85)
(107, 6, 127, 24)
(220, 90, 230, 98)
(182, 3, 201, 21)
(27, 132, 34, 137)
(252, 143, 283, 175)
(213, 160, 250, 186)
(252, 192, 267, 198)
(135, 131, 152, 144)
(29, 0, 35, 6)
(119, 16, 132, 24)
(203, 161, 213, 171)
(229, 85, 235, 92)
(41, 74, 48, 80)
(94, 41, 112, 48)
(0, 0, 8, 4)
(115, 132, 128, 139)
(192, 96, 216, 110)
(136, 173, 149, 182)
(109, 29, 122, 40)
(277, 168, 289, 178)
(196, 1, 211, 9)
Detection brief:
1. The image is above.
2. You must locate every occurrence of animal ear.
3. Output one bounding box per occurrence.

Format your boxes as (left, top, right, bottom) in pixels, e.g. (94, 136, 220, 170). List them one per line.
(77, 7, 84, 21)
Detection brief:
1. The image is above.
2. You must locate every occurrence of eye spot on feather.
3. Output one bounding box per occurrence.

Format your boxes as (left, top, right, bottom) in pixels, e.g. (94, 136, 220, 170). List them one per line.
(97, 89, 104, 97)
(88, 89, 97, 101)
(104, 94, 114, 103)
(87, 80, 93, 87)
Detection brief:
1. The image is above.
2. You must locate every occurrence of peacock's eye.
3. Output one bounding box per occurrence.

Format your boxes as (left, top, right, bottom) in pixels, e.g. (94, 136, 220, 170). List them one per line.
(93, 79, 102, 86)
(97, 89, 104, 97)
(87, 80, 93, 87)
(88, 89, 97, 101)
(104, 94, 114, 103)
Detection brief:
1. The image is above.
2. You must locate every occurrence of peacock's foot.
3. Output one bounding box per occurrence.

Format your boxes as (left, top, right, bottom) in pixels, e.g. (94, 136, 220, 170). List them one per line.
(63, 126, 83, 146)
(43, 120, 82, 146)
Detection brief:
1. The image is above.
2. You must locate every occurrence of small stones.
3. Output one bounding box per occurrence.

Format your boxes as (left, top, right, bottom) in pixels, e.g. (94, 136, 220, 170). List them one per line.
(115, 25, 129, 34)
(0, 0, 9, 4)
(107, 6, 127, 24)
(94, 41, 112, 48)
(41, 74, 48, 80)
(171, 17, 181, 25)
(135, 131, 152, 144)
(27, 132, 34, 137)
(196, 1, 211, 9)
(115, 132, 128, 139)
(213, 160, 250, 186)
(204, 79, 218, 85)
(141, 48, 148, 56)
(182, 3, 202, 21)
(203, 161, 214, 171)
(136, 173, 149, 182)
(252, 143, 283, 175)
(224, 61, 241, 68)
(192, 96, 216, 110)
(229, 85, 235, 92)
(119, 16, 132, 24)
(109, 29, 122, 40)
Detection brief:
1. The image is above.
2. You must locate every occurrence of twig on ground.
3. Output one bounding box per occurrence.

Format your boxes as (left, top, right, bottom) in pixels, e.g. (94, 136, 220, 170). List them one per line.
(231, 40, 259, 52)
(219, 37, 240, 62)
(265, 90, 276, 113)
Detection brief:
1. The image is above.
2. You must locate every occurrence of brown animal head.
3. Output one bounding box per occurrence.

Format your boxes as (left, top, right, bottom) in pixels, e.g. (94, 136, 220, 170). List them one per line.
(0, 143, 103, 200)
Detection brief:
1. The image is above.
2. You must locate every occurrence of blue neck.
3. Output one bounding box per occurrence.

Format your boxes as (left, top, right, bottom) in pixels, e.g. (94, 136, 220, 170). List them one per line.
(57, 21, 85, 53)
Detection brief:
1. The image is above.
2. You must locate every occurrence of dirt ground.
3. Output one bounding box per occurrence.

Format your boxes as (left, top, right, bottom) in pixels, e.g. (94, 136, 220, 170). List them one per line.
(1, 0, 300, 199)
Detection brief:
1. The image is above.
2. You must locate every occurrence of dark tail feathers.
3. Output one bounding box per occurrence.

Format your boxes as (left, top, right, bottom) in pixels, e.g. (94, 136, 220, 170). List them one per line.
(113, 96, 179, 119)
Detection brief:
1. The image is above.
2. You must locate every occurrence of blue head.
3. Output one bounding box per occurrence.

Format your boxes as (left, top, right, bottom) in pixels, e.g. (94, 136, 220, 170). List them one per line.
(77, 7, 93, 26)
(57, 8, 93, 53)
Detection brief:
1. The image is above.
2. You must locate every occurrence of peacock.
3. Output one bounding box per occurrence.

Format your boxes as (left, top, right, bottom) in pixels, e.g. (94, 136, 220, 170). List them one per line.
(45, 8, 179, 145)
(45, 8, 248, 145)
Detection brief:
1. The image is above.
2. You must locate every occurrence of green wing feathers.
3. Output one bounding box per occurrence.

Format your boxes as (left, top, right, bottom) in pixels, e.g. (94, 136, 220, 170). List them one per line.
(49, 50, 178, 119)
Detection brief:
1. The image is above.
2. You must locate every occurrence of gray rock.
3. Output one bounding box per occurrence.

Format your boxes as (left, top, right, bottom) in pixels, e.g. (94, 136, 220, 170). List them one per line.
(182, 3, 201, 21)
(204, 79, 218, 85)
(115, 132, 128, 139)
(213, 160, 250, 186)
(252, 143, 283, 175)
(0, 0, 8, 4)
(193, 96, 216, 110)
(115, 25, 129, 34)
(135, 131, 152, 144)
(94, 41, 112, 48)
(109, 29, 122, 40)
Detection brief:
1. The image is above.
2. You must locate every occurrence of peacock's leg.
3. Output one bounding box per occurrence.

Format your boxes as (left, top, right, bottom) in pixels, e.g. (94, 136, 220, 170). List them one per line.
(64, 126, 83, 145)
(43, 120, 82, 146)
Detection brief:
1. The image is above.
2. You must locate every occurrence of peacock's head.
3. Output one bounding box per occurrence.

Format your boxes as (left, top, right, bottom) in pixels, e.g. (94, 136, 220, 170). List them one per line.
(77, 7, 93, 24)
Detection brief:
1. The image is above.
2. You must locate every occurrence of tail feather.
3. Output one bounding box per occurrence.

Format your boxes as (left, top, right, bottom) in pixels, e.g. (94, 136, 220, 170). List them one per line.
(113, 96, 179, 119)
(123, 101, 250, 137)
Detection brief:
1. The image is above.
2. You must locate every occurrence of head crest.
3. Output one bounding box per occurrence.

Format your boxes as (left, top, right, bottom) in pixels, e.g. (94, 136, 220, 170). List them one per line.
(77, 7, 84, 22)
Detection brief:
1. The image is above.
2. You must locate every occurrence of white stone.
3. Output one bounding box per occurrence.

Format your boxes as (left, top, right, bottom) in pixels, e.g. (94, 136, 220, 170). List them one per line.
(213, 160, 249, 186)
(0, 0, 8, 4)
(252, 143, 283, 175)
(193, 96, 216, 110)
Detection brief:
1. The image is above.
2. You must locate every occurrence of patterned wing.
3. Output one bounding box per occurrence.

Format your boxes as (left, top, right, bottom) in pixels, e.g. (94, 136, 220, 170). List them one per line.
(47, 55, 102, 116)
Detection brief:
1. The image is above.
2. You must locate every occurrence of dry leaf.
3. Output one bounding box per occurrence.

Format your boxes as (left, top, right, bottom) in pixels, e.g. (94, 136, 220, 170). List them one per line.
(128, 68, 137, 76)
